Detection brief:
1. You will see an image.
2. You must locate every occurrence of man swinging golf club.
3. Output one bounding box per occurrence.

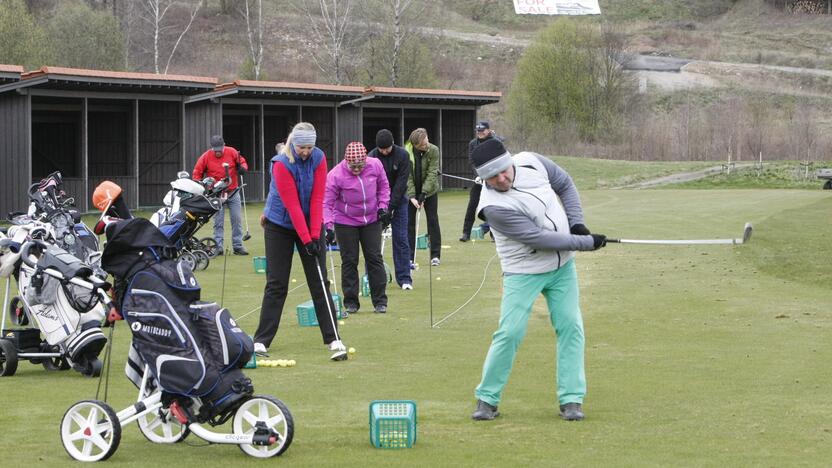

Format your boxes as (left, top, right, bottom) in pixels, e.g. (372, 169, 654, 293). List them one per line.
(470, 139, 607, 422)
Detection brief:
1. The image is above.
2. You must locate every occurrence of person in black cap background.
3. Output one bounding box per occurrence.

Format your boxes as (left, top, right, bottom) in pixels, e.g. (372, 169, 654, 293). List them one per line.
(468, 138, 607, 423)
(368, 129, 414, 290)
(460, 121, 499, 242)
(193, 134, 249, 255)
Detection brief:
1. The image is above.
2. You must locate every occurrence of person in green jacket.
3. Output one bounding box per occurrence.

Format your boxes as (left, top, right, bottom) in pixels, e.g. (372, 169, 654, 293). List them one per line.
(405, 128, 442, 269)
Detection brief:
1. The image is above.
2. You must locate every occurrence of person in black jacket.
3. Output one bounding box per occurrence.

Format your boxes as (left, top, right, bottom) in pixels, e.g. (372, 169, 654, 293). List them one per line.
(368, 129, 413, 289)
(460, 121, 499, 242)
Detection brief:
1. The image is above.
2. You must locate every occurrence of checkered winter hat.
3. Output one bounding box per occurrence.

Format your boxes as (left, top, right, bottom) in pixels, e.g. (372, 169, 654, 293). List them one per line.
(344, 141, 367, 165)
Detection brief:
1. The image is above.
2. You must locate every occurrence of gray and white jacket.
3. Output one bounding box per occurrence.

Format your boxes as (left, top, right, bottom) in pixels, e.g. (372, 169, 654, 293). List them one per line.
(476, 152, 595, 275)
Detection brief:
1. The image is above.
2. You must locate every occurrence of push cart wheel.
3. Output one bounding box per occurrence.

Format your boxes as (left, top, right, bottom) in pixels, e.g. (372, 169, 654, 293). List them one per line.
(824, 179, 832, 190)
(9, 296, 29, 326)
(179, 252, 197, 271)
(233, 395, 294, 458)
(199, 237, 219, 258)
(40, 343, 71, 371)
(0, 338, 18, 377)
(61, 400, 121, 462)
(193, 250, 210, 271)
(76, 357, 103, 377)
(137, 390, 189, 444)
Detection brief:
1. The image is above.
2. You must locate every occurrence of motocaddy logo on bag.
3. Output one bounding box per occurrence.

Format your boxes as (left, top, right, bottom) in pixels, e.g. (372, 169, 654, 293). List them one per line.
(131, 321, 172, 338)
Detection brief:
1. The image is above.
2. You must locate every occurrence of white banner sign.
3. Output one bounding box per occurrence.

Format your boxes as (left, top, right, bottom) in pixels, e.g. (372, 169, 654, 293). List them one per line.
(513, 0, 601, 15)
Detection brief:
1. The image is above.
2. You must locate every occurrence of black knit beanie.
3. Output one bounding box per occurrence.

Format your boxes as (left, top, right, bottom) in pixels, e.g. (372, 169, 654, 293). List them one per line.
(376, 129, 394, 149)
(471, 139, 511, 179)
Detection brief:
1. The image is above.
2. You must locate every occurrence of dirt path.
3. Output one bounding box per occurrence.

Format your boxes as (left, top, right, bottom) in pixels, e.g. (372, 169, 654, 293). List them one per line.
(613, 163, 757, 189)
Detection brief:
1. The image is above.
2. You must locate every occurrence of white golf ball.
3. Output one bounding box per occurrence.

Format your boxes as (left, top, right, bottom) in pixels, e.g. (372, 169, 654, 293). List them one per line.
(348, 347, 356, 354)
(436, 277, 441, 281)
(291, 278, 297, 283)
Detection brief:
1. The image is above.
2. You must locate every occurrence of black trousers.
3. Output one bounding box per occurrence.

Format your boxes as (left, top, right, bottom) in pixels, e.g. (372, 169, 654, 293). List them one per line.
(461, 183, 483, 236)
(334, 221, 387, 310)
(408, 194, 442, 260)
(254, 221, 339, 347)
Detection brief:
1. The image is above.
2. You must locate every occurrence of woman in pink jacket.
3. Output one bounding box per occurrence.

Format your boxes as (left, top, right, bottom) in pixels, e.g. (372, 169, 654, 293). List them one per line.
(324, 142, 391, 314)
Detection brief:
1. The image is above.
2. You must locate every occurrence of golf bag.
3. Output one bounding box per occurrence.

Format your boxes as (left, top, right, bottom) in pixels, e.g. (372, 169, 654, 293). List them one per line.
(102, 218, 254, 422)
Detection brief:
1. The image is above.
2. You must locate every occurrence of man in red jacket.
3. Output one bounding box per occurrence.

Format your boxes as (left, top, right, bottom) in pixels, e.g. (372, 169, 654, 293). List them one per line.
(193, 135, 249, 255)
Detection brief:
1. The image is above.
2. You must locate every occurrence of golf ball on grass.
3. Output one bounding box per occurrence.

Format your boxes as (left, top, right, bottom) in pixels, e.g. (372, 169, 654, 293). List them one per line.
(338, 320, 345, 325)
(436, 277, 441, 281)
(348, 347, 356, 354)
(291, 278, 297, 283)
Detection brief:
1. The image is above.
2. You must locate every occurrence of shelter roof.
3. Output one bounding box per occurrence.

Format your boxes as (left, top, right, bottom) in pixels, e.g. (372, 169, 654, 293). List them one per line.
(18, 66, 217, 94)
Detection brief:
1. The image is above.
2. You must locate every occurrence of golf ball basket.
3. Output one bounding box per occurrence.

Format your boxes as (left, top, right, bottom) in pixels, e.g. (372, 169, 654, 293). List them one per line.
(296, 293, 344, 326)
(369, 400, 417, 449)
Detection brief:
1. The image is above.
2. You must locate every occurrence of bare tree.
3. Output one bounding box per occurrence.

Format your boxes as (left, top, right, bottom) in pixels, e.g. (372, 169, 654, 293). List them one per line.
(239, 0, 264, 80)
(132, 0, 201, 74)
(295, 0, 352, 84)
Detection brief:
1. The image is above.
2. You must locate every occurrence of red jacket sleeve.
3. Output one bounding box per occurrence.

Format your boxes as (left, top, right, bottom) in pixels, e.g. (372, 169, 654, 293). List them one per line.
(193, 152, 208, 181)
(273, 162, 313, 244)
(308, 157, 327, 241)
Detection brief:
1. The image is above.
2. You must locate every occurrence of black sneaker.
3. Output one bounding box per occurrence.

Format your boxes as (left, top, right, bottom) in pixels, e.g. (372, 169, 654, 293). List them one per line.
(459, 234, 470, 242)
(233, 248, 249, 256)
(345, 305, 358, 315)
(374, 305, 387, 314)
(471, 399, 499, 420)
(559, 402, 585, 421)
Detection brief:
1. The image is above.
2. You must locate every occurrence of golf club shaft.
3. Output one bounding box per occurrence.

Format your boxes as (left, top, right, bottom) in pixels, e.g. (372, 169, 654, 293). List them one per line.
(440, 172, 477, 183)
(240, 175, 251, 238)
(315, 256, 341, 343)
(608, 238, 741, 245)
(412, 206, 421, 265)
(608, 223, 752, 246)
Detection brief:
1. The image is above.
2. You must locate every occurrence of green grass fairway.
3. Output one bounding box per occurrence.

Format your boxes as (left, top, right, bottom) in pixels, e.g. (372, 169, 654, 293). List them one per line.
(3, 187, 831, 466)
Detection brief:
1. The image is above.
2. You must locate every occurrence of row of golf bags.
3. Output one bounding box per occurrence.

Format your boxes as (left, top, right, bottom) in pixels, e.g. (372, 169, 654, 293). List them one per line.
(0, 170, 228, 378)
(1, 172, 108, 376)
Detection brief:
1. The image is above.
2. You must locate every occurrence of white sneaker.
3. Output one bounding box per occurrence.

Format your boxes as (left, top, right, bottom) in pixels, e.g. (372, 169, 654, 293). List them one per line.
(401, 283, 413, 290)
(328, 340, 348, 361)
(430, 257, 440, 266)
(328, 340, 346, 352)
(253, 342, 268, 357)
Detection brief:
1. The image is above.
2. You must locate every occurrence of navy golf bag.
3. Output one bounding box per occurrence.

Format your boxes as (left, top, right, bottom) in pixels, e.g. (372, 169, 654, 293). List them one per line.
(102, 218, 254, 423)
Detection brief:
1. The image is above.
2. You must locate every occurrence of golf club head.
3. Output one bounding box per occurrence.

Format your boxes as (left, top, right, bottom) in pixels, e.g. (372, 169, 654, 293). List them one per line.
(330, 350, 348, 361)
(741, 222, 753, 244)
(243, 233, 252, 241)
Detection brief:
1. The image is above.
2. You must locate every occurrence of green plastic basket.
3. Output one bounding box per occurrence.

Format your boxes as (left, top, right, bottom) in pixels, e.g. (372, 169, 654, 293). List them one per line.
(369, 400, 417, 449)
(470, 226, 484, 240)
(361, 274, 370, 297)
(253, 256, 267, 273)
(416, 234, 428, 250)
(296, 293, 344, 326)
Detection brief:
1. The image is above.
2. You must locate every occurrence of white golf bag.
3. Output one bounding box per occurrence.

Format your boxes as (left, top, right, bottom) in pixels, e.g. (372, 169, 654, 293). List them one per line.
(150, 175, 206, 227)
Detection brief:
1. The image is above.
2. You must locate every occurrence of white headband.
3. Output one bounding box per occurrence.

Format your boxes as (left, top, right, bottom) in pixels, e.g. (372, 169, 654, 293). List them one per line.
(475, 151, 512, 179)
(293, 129, 317, 146)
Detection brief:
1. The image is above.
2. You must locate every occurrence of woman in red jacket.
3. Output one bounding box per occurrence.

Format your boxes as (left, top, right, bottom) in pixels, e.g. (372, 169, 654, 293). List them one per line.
(254, 122, 347, 361)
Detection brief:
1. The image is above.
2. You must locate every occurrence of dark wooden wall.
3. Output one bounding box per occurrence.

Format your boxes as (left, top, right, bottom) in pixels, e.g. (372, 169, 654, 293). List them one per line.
(441, 109, 476, 189)
(0, 92, 31, 217)
(138, 101, 181, 206)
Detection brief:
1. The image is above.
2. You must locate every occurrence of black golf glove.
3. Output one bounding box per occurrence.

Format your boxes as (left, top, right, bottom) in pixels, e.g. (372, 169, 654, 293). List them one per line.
(417, 193, 427, 204)
(570, 223, 591, 236)
(304, 240, 321, 257)
(236, 163, 246, 175)
(591, 234, 607, 250)
(325, 228, 336, 245)
(377, 209, 391, 228)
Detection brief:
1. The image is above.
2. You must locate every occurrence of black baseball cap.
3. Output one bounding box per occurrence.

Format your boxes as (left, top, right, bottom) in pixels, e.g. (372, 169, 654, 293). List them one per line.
(475, 121, 490, 131)
(210, 135, 225, 152)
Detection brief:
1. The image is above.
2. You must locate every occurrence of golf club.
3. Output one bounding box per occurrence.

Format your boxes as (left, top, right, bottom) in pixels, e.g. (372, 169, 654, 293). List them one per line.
(314, 254, 347, 361)
(327, 242, 338, 297)
(608, 222, 753, 245)
(412, 206, 422, 269)
(440, 172, 477, 184)
(240, 174, 251, 241)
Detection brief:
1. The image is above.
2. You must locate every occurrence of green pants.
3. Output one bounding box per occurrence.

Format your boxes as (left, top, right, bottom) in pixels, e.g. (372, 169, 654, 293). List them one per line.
(475, 259, 586, 407)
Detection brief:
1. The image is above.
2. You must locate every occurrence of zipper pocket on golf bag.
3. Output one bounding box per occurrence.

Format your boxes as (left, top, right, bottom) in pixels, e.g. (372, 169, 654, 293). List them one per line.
(189, 302, 254, 371)
(124, 289, 207, 395)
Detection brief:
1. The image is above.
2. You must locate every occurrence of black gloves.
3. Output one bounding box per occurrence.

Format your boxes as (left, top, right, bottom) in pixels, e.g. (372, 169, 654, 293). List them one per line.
(591, 234, 607, 250)
(325, 228, 336, 245)
(570, 223, 591, 236)
(417, 193, 427, 204)
(236, 163, 246, 175)
(304, 240, 321, 257)
(377, 209, 391, 228)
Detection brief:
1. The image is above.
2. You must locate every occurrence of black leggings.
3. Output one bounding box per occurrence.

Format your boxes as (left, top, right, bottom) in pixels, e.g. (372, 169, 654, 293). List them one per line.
(254, 222, 339, 347)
